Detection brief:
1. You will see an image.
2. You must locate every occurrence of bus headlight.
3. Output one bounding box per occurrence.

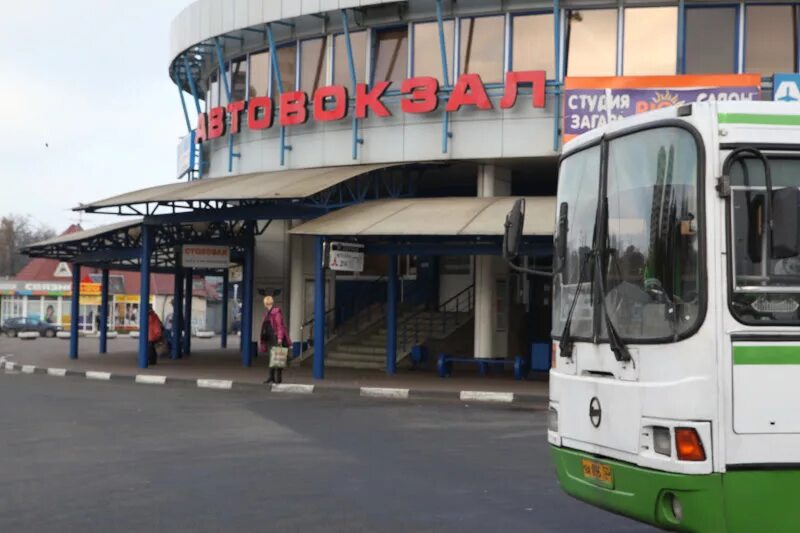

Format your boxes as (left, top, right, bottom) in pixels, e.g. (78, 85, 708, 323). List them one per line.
(548, 406, 559, 433)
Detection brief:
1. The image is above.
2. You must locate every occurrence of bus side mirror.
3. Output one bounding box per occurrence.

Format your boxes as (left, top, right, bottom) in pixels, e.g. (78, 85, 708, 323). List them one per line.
(771, 187, 800, 259)
(503, 199, 526, 261)
(555, 202, 568, 271)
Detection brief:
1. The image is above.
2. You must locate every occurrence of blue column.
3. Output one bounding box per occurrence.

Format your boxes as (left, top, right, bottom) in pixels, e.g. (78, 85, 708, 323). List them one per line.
(137, 225, 153, 369)
(313, 236, 326, 379)
(99, 268, 109, 354)
(69, 263, 80, 359)
(241, 225, 255, 367)
(386, 254, 398, 375)
(172, 268, 183, 359)
(183, 268, 193, 356)
(221, 269, 229, 349)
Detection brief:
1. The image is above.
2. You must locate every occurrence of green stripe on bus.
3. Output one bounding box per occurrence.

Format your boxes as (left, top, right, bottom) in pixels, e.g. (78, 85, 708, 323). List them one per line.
(718, 113, 800, 126)
(733, 345, 800, 365)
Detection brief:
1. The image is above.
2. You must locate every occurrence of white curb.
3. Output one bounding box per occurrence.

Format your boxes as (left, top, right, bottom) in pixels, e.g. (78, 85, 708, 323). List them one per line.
(271, 383, 314, 394)
(135, 374, 167, 385)
(21, 365, 36, 374)
(360, 387, 410, 399)
(4, 362, 14, 370)
(86, 371, 112, 381)
(47, 368, 67, 377)
(459, 390, 514, 403)
(197, 379, 232, 390)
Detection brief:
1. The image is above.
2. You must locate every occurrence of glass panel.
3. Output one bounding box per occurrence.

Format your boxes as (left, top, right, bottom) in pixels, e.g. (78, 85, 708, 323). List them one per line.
(552, 146, 601, 340)
(623, 7, 677, 75)
(746, 5, 795, 75)
(413, 20, 454, 84)
(512, 14, 555, 79)
(685, 8, 736, 74)
(249, 51, 270, 98)
(230, 57, 247, 101)
(567, 9, 617, 76)
(373, 28, 408, 85)
(207, 70, 219, 108)
(459, 16, 505, 84)
(300, 38, 328, 94)
(333, 31, 367, 91)
(604, 128, 700, 340)
(273, 44, 297, 94)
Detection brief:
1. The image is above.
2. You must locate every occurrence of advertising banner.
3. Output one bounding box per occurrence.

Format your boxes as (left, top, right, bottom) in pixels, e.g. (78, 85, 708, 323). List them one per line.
(773, 73, 800, 102)
(328, 242, 365, 273)
(181, 244, 230, 269)
(563, 74, 762, 142)
(176, 130, 196, 179)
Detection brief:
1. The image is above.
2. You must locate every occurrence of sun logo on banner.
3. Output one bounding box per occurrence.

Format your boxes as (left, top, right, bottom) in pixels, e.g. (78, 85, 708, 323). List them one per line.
(636, 91, 683, 114)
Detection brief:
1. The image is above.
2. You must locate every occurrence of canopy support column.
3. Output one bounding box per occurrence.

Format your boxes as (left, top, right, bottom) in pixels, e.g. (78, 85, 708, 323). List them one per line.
(288, 224, 304, 356)
(183, 268, 193, 356)
(313, 236, 326, 380)
(386, 255, 398, 375)
(221, 269, 229, 349)
(241, 223, 255, 367)
(137, 225, 153, 369)
(172, 267, 184, 359)
(69, 263, 80, 359)
(99, 269, 109, 354)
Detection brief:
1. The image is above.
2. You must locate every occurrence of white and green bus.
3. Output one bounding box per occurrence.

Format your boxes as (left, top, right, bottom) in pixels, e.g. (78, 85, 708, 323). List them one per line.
(505, 101, 800, 532)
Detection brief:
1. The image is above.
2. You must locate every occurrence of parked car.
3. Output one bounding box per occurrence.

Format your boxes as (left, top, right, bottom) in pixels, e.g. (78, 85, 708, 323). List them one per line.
(2, 317, 62, 338)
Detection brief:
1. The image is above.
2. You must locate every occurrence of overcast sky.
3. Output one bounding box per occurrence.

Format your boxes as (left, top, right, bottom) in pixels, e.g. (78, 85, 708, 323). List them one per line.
(0, 1, 191, 232)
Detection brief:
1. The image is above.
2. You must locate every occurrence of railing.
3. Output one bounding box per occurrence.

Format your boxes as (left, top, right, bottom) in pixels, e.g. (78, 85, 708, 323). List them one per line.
(398, 284, 475, 352)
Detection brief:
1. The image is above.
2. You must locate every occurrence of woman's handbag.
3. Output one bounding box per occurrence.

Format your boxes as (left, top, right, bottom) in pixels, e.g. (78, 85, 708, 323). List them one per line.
(269, 345, 289, 368)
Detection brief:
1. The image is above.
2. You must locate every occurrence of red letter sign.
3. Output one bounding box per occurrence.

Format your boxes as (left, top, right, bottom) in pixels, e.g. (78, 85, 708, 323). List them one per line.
(499, 71, 546, 109)
(279, 91, 309, 126)
(247, 96, 273, 130)
(313, 85, 349, 122)
(445, 74, 492, 112)
(355, 81, 392, 119)
(226, 100, 246, 134)
(196, 112, 208, 143)
(208, 106, 226, 139)
(401, 77, 439, 114)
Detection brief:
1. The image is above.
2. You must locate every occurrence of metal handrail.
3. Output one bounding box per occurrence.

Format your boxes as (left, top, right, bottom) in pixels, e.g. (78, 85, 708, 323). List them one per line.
(398, 284, 475, 351)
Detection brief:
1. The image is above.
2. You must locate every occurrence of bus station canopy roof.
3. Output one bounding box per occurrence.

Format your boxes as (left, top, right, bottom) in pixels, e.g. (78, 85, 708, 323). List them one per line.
(76, 163, 395, 213)
(24, 219, 142, 252)
(290, 196, 556, 237)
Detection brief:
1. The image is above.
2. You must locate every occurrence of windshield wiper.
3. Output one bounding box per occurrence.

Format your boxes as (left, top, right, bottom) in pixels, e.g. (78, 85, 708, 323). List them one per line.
(559, 249, 594, 359)
(597, 196, 632, 363)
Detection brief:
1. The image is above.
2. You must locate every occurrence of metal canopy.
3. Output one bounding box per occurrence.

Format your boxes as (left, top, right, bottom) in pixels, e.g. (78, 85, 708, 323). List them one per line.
(290, 196, 556, 238)
(76, 163, 398, 215)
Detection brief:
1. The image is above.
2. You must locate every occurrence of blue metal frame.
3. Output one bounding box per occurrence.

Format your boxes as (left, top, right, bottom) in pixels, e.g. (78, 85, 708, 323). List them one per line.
(221, 269, 229, 349)
(435, 0, 452, 154)
(99, 269, 109, 354)
(241, 223, 255, 366)
(176, 67, 193, 133)
(214, 38, 241, 173)
(182, 54, 204, 179)
(553, 0, 562, 152)
(340, 9, 363, 160)
(313, 236, 326, 379)
(69, 264, 80, 359)
(266, 24, 291, 166)
(183, 268, 193, 356)
(386, 254, 398, 375)
(172, 266, 183, 359)
(137, 225, 153, 369)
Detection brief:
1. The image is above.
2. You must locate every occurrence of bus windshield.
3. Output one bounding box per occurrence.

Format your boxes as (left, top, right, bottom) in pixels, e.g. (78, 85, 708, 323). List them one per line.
(554, 126, 704, 343)
(729, 156, 800, 324)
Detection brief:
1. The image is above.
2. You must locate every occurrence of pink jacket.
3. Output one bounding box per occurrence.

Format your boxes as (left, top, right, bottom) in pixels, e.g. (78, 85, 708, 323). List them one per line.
(259, 306, 290, 353)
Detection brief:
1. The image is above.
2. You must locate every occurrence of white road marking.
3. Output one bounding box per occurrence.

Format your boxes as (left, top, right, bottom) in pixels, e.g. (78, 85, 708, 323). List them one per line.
(459, 391, 515, 403)
(85, 371, 112, 381)
(197, 379, 232, 390)
(135, 375, 167, 385)
(360, 387, 410, 399)
(47, 368, 67, 377)
(271, 383, 314, 394)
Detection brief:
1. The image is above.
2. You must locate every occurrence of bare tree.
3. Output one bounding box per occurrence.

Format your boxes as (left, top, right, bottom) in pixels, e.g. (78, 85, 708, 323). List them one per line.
(0, 215, 57, 277)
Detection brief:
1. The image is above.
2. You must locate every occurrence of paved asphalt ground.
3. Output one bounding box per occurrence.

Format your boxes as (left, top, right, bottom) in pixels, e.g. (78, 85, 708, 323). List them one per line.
(0, 372, 655, 533)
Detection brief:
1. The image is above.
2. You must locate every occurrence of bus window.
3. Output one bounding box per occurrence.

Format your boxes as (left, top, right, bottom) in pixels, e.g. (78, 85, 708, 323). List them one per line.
(603, 127, 701, 341)
(552, 145, 601, 340)
(729, 157, 800, 324)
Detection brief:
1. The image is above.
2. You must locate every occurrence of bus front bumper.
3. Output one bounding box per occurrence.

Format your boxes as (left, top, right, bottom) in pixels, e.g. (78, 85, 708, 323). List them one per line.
(550, 445, 800, 532)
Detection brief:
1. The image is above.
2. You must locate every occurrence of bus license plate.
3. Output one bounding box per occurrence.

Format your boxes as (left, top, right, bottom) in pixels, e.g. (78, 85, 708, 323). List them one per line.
(581, 459, 613, 487)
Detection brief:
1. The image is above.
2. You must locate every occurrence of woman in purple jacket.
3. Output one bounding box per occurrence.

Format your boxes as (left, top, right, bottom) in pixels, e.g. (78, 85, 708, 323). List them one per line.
(260, 295, 290, 384)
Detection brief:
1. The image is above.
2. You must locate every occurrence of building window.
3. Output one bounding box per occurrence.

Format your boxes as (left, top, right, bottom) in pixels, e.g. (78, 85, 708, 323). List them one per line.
(300, 38, 328, 95)
(413, 20, 454, 84)
(566, 9, 618, 76)
(685, 7, 737, 74)
(623, 7, 677, 75)
(207, 70, 219, 108)
(372, 27, 408, 86)
(249, 50, 270, 98)
(512, 14, 555, 79)
(273, 44, 297, 95)
(459, 16, 505, 84)
(333, 31, 367, 91)
(745, 5, 797, 75)
(230, 57, 247, 101)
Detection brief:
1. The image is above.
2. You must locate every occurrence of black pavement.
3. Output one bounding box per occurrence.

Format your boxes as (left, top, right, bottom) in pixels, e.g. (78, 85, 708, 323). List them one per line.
(0, 371, 654, 532)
